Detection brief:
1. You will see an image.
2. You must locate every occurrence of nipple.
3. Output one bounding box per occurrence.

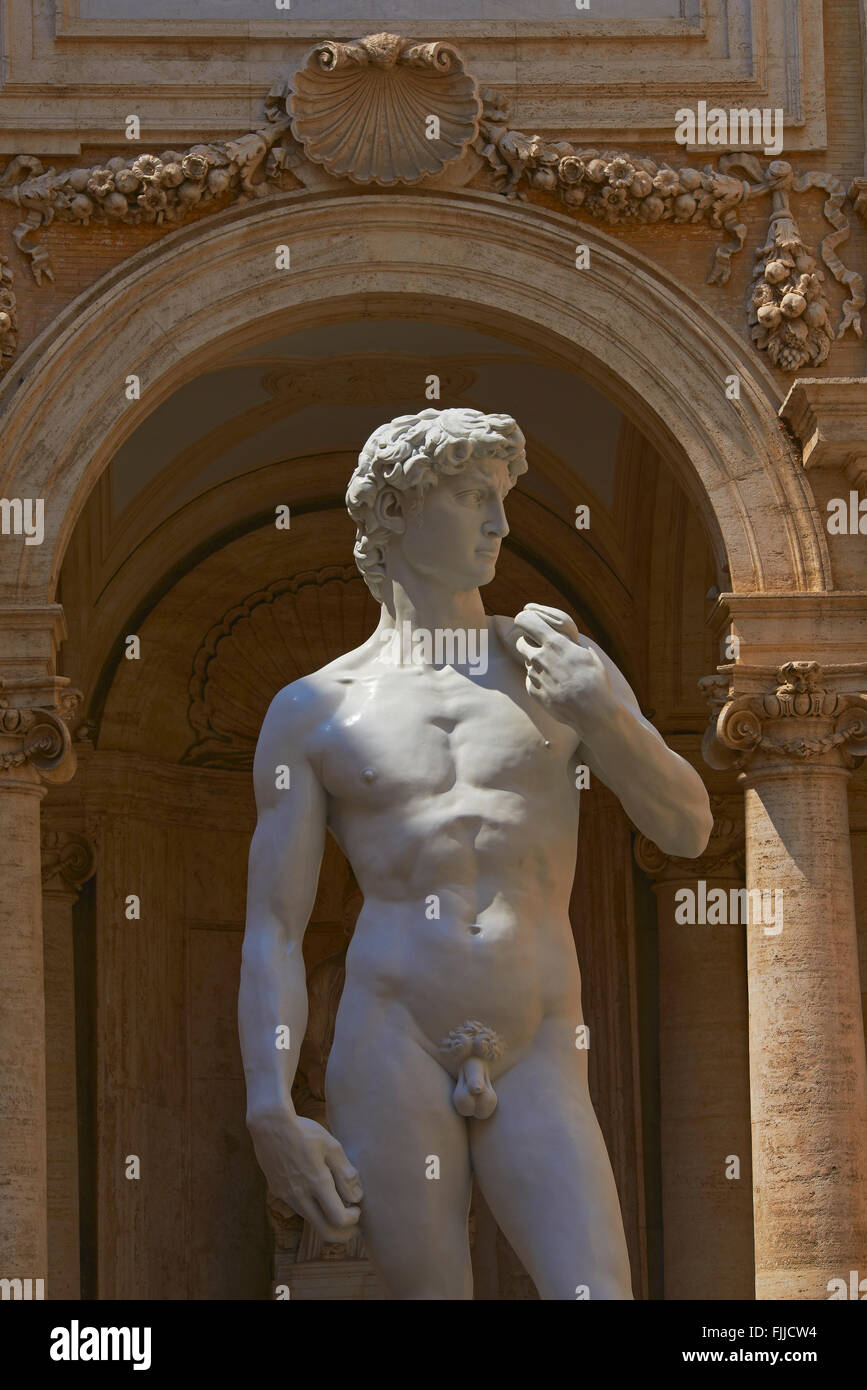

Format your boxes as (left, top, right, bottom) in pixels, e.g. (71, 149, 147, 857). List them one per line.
(439, 1020, 505, 1120)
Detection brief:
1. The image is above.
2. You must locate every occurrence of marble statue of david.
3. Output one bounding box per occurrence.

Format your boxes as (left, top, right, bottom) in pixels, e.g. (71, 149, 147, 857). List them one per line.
(239, 408, 713, 1299)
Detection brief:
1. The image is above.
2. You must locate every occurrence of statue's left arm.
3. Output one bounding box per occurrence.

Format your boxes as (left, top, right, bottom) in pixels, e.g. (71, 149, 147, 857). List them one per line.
(510, 605, 713, 859)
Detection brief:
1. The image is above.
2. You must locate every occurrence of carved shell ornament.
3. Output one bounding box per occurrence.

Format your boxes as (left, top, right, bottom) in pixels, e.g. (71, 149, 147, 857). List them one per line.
(1, 34, 864, 377)
(182, 567, 377, 769)
(288, 33, 481, 186)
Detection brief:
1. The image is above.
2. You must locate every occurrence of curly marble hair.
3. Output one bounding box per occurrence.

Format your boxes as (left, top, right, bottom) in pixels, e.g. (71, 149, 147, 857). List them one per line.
(346, 408, 528, 601)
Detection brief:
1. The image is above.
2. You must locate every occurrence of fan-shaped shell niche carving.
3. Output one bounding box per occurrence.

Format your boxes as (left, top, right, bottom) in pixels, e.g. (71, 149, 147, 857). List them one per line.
(289, 33, 481, 186)
(183, 566, 377, 769)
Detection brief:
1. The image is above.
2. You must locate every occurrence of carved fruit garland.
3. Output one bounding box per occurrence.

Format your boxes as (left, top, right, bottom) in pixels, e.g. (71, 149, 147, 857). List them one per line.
(0, 35, 864, 378)
(747, 162, 862, 371)
(472, 100, 864, 371)
(0, 253, 17, 371)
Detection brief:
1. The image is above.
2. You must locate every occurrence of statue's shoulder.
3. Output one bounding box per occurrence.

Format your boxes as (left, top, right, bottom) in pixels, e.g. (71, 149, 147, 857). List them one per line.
(261, 637, 378, 734)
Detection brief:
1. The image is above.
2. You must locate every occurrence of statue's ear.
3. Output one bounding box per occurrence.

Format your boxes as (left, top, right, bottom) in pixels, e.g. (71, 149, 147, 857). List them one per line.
(374, 487, 406, 535)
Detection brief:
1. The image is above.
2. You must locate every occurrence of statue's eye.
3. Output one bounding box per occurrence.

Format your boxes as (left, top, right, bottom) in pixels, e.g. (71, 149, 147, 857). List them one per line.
(458, 490, 483, 505)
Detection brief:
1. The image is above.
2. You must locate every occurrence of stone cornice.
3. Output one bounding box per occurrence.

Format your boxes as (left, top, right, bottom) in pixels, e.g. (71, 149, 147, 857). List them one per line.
(701, 661, 867, 773)
(704, 593, 867, 668)
(0, 34, 863, 379)
(779, 378, 867, 491)
(0, 605, 69, 679)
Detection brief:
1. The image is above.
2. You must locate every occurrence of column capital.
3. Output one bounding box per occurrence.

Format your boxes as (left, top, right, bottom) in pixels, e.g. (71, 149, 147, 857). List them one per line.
(0, 677, 82, 785)
(700, 660, 867, 774)
(40, 827, 96, 897)
(634, 794, 744, 881)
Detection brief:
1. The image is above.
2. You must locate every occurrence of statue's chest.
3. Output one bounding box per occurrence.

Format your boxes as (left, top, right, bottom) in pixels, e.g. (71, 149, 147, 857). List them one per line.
(317, 665, 570, 806)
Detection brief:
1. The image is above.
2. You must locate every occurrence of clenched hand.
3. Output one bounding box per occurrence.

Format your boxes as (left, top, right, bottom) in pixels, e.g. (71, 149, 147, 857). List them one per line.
(504, 603, 617, 734)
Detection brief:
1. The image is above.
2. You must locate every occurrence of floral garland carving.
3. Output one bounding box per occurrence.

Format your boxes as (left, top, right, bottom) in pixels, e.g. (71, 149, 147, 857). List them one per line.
(0, 42, 863, 379)
(472, 92, 863, 373)
(0, 253, 17, 374)
(0, 112, 300, 290)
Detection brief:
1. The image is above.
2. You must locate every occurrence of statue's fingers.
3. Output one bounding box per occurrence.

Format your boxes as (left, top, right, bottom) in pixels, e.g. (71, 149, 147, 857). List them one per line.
(324, 1141, 364, 1205)
(512, 610, 550, 640)
(523, 602, 574, 624)
(311, 1172, 361, 1234)
(519, 605, 580, 647)
(523, 602, 568, 622)
(291, 1190, 325, 1231)
(514, 635, 544, 664)
(315, 1211, 362, 1245)
(526, 605, 581, 643)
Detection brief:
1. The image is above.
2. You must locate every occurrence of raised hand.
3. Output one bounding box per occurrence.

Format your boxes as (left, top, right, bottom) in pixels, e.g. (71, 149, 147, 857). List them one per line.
(507, 603, 617, 733)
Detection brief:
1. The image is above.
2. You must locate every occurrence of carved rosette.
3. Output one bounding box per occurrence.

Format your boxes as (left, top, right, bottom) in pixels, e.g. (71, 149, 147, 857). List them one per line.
(287, 33, 481, 185)
(700, 662, 867, 773)
(634, 794, 744, 880)
(40, 828, 96, 896)
(0, 680, 82, 782)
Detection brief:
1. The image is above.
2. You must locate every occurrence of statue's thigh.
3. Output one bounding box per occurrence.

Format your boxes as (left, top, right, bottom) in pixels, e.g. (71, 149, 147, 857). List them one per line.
(468, 1023, 633, 1300)
(326, 1022, 473, 1299)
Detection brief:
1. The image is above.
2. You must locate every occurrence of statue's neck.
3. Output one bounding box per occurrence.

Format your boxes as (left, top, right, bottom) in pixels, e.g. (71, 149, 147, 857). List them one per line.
(378, 582, 487, 636)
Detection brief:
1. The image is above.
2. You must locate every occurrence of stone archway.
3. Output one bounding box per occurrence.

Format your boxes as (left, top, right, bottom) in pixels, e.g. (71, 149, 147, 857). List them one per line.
(1, 186, 863, 1303)
(0, 187, 830, 609)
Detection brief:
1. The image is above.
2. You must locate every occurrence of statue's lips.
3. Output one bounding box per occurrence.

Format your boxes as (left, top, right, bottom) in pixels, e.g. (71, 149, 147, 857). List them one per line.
(475, 547, 499, 559)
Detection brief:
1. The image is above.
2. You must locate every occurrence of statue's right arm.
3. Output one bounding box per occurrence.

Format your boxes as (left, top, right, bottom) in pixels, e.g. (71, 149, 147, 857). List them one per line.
(239, 682, 363, 1243)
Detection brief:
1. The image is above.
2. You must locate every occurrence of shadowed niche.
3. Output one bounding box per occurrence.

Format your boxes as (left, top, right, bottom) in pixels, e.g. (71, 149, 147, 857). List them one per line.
(182, 564, 377, 768)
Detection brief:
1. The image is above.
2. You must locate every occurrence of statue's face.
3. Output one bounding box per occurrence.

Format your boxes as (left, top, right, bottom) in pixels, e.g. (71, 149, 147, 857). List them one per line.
(391, 455, 512, 591)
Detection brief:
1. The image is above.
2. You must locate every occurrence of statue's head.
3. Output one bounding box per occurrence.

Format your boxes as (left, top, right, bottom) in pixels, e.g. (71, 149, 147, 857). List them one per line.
(346, 408, 528, 601)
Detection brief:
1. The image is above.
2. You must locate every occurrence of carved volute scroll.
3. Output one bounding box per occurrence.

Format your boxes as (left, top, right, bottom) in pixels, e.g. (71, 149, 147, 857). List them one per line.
(701, 662, 867, 773)
(40, 828, 96, 896)
(0, 679, 81, 783)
